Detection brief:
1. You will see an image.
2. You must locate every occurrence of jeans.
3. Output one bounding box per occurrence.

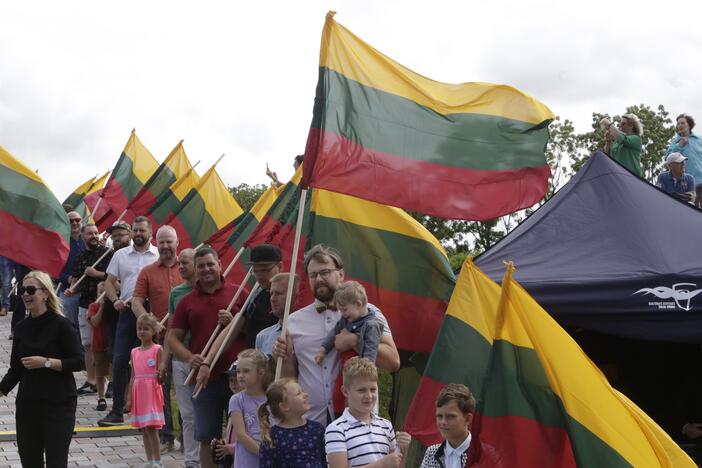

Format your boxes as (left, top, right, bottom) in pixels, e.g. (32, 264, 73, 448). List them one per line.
(173, 360, 200, 465)
(59, 290, 81, 333)
(160, 361, 175, 444)
(111, 307, 137, 415)
(0, 256, 12, 310)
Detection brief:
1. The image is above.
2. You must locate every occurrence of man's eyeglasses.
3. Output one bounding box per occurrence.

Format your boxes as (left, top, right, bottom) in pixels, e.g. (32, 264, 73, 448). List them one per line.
(20, 285, 46, 295)
(308, 269, 339, 280)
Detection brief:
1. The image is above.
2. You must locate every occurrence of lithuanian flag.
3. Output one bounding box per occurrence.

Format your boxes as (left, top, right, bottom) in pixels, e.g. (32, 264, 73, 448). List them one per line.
(91, 129, 159, 230)
(301, 12, 554, 221)
(239, 166, 455, 352)
(163, 163, 243, 248)
(405, 259, 695, 467)
(73, 170, 109, 222)
(147, 163, 200, 226)
(127, 140, 195, 222)
(0, 146, 70, 277)
(64, 174, 96, 210)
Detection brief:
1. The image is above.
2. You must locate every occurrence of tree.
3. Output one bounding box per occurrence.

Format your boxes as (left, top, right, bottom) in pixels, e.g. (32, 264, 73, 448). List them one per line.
(229, 183, 267, 212)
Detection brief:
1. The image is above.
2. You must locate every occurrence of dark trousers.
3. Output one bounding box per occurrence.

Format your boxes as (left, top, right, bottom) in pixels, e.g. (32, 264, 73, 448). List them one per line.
(160, 362, 174, 443)
(111, 307, 137, 415)
(16, 397, 76, 468)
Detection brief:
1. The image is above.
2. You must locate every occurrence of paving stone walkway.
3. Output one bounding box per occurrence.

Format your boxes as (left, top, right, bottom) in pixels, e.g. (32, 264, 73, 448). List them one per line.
(0, 312, 185, 467)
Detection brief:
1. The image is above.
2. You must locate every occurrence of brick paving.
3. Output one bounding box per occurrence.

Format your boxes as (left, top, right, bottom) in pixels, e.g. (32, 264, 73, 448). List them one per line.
(0, 313, 185, 467)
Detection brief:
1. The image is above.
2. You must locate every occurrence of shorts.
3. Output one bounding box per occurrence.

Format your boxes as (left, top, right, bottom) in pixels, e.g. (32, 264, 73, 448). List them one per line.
(78, 307, 92, 347)
(190, 377, 231, 442)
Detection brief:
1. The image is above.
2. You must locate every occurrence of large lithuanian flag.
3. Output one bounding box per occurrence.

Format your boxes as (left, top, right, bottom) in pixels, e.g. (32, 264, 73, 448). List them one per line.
(405, 259, 695, 466)
(147, 163, 200, 226)
(69, 170, 109, 222)
(64, 174, 96, 210)
(0, 146, 70, 277)
(301, 12, 554, 220)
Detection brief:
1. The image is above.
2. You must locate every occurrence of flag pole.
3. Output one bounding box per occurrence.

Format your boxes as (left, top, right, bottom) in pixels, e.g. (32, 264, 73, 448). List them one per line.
(67, 248, 113, 294)
(184, 267, 253, 386)
(223, 246, 246, 278)
(193, 281, 260, 398)
(275, 188, 307, 380)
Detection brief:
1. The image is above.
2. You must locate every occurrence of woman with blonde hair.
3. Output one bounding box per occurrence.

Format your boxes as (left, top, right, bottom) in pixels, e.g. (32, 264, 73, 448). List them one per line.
(0, 270, 83, 467)
(603, 112, 644, 177)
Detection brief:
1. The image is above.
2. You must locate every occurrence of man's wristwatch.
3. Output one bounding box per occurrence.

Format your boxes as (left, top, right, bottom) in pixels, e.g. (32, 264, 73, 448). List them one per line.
(44, 358, 51, 369)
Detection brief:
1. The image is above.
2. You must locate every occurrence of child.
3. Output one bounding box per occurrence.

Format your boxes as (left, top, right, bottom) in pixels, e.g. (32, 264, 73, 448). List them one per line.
(420, 383, 475, 468)
(314, 281, 383, 413)
(126, 313, 165, 467)
(212, 361, 242, 468)
(230, 349, 272, 468)
(86, 282, 110, 411)
(326, 357, 411, 468)
(258, 378, 326, 467)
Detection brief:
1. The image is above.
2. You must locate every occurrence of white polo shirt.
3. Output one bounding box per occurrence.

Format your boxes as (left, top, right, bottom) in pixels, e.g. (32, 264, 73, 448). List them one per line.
(325, 408, 396, 466)
(105, 244, 159, 300)
(288, 300, 391, 425)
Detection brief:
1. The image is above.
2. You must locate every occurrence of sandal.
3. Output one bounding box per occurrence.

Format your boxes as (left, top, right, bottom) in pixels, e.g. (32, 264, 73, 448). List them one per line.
(96, 398, 107, 411)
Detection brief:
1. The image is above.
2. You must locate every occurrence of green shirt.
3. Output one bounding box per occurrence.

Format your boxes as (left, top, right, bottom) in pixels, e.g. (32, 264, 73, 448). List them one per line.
(169, 282, 194, 360)
(610, 133, 643, 177)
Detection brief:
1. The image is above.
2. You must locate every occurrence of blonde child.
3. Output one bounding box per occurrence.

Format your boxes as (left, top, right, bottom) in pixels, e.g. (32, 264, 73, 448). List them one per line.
(258, 378, 326, 467)
(86, 282, 110, 411)
(230, 349, 273, 468)
(326, 357, 411, 468)
(126, 313, 165, 467)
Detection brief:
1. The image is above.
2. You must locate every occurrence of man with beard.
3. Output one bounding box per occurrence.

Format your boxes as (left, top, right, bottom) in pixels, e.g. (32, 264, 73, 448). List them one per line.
(168, 247, 248, 468)
(98, 216, 159, 427)
(58, 211, 85, 331)
(272, 244, 400, 425)
(132, 225, 182, 453)
(65, 223, 113, 397)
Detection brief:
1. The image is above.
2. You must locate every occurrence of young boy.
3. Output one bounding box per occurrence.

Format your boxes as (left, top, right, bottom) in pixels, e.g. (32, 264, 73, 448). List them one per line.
(420, 383, 475, 468)
(212, 362, 240, 466)
(325, 357, 411, 468)
(314, 281, 383, 365)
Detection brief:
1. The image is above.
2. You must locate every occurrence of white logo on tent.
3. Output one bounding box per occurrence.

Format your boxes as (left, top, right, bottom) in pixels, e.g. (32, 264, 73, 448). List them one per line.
(633, 283, 702, 311)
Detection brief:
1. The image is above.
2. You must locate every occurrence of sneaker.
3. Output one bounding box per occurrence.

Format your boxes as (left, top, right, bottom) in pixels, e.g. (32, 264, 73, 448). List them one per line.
(105, 381, 113, 399)
(97, 411, 124, 427)
(96, 398, 107, 411)
(159, 440, 174, 454)
(77, 382, 97, 396)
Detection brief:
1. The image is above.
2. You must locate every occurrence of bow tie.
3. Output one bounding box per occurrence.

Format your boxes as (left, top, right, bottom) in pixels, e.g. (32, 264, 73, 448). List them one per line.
(315, 303, 337, 313)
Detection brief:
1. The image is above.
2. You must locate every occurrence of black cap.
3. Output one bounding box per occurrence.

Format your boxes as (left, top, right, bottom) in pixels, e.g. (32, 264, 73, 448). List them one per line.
(248, 244, 282, 264)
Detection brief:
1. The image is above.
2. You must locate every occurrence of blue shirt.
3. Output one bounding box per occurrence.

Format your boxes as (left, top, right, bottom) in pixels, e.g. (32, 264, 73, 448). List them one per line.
(667, 133, 702, 187)
(255, 321, 282, 355)
(60, 238, 85, 288)
(656, 171, 696, 195)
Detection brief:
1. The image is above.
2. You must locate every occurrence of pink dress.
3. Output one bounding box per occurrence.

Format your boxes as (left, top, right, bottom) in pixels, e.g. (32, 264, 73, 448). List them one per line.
(130, 344, 165, 428)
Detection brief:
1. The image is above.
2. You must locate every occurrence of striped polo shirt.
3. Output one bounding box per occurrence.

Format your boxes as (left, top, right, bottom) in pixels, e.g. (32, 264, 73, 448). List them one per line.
(325, 408, 397, 466)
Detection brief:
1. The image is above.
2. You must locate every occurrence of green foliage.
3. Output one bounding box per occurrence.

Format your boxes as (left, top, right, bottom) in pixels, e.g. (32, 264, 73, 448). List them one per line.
(229, 183, 267, 212)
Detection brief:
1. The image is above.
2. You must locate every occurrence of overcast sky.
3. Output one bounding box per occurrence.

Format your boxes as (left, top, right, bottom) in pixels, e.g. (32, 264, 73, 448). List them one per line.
(1, 1, 700, 201)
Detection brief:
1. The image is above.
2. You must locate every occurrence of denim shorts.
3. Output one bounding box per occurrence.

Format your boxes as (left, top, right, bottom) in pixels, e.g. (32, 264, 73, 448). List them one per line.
(190, 376, 231, 442)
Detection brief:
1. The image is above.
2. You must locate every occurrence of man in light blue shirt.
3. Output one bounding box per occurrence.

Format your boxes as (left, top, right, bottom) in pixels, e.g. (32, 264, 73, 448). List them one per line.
(255, 273, 298, 355)
(657, 152, 696, 203)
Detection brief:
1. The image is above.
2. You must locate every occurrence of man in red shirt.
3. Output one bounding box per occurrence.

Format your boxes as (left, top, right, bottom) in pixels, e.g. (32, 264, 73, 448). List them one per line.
(167, 247, 247, 468)
(132, 225, 182, 454)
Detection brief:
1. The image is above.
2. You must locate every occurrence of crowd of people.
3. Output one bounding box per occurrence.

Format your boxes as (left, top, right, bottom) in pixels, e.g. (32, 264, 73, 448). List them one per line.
(0, 209, 479, 468)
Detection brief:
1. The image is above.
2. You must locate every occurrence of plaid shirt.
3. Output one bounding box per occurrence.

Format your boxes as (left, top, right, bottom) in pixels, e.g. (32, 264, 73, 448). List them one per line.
(71, 245, 112, 308)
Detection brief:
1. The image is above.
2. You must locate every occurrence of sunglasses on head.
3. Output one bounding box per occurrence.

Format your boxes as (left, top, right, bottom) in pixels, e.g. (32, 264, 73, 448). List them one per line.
(20, 285, 45, 295)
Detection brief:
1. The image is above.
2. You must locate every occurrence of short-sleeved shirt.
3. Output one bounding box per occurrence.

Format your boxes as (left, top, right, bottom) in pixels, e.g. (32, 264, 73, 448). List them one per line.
(288, 301, 391, 425)
(87, 302, 107, 353)
(105, 244, 159, 300)
(259, 420, 326, 468)
(229, 391, 267, 468)
(656, 171, 696, 195)
(243, 288, 277, 349)
(168, 282, 193, 362)
(255, 321, 282, 355)
(325, 409, 397, 466)
(133, 260, 182, 320)
(171, 278, 248, 380)
(72, 245, 112, 308)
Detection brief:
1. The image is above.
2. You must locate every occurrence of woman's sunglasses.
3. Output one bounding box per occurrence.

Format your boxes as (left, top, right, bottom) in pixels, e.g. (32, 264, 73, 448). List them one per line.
(20, 286, 46, 295)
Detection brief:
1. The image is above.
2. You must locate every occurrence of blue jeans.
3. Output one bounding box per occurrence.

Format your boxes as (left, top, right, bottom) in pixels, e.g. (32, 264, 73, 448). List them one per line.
(111, 307, 137, 415)
(0, 256, 12, 310)
(59, 290, 81, 333)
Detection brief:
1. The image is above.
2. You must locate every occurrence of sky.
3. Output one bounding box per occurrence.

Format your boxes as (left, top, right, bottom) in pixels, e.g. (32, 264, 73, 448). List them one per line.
(1, 1, 701, 201)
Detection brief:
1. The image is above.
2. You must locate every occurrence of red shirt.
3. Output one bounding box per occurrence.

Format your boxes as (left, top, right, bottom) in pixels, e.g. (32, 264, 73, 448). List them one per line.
(87, 302, 107, 353)
(171, 277, 248, 380)
(133, 260, 182, 320)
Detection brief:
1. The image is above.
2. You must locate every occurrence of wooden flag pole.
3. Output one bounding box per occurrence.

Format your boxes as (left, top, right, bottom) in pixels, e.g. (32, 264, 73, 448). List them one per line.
(193, 281, 259, 398)
(67, 248, 113, 294)
(184, 267, 253, 386)
(275, 188, 307, 380)
(223, 246, 246, 278)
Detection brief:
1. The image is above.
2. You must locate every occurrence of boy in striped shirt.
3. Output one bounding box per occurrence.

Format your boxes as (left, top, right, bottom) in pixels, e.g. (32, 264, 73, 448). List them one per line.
(325, 357, 411, 467)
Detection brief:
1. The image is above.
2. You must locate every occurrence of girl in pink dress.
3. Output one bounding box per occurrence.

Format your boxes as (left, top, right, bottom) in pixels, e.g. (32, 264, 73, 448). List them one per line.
(126, 313, 165, 467)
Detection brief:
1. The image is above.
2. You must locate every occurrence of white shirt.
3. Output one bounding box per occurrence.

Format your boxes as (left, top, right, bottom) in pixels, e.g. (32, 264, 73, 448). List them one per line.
(324, 408, 396, 467)
(288, 300, 391, 425)
(444, 433, 472, 468)
(105, 244, 159, 300)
